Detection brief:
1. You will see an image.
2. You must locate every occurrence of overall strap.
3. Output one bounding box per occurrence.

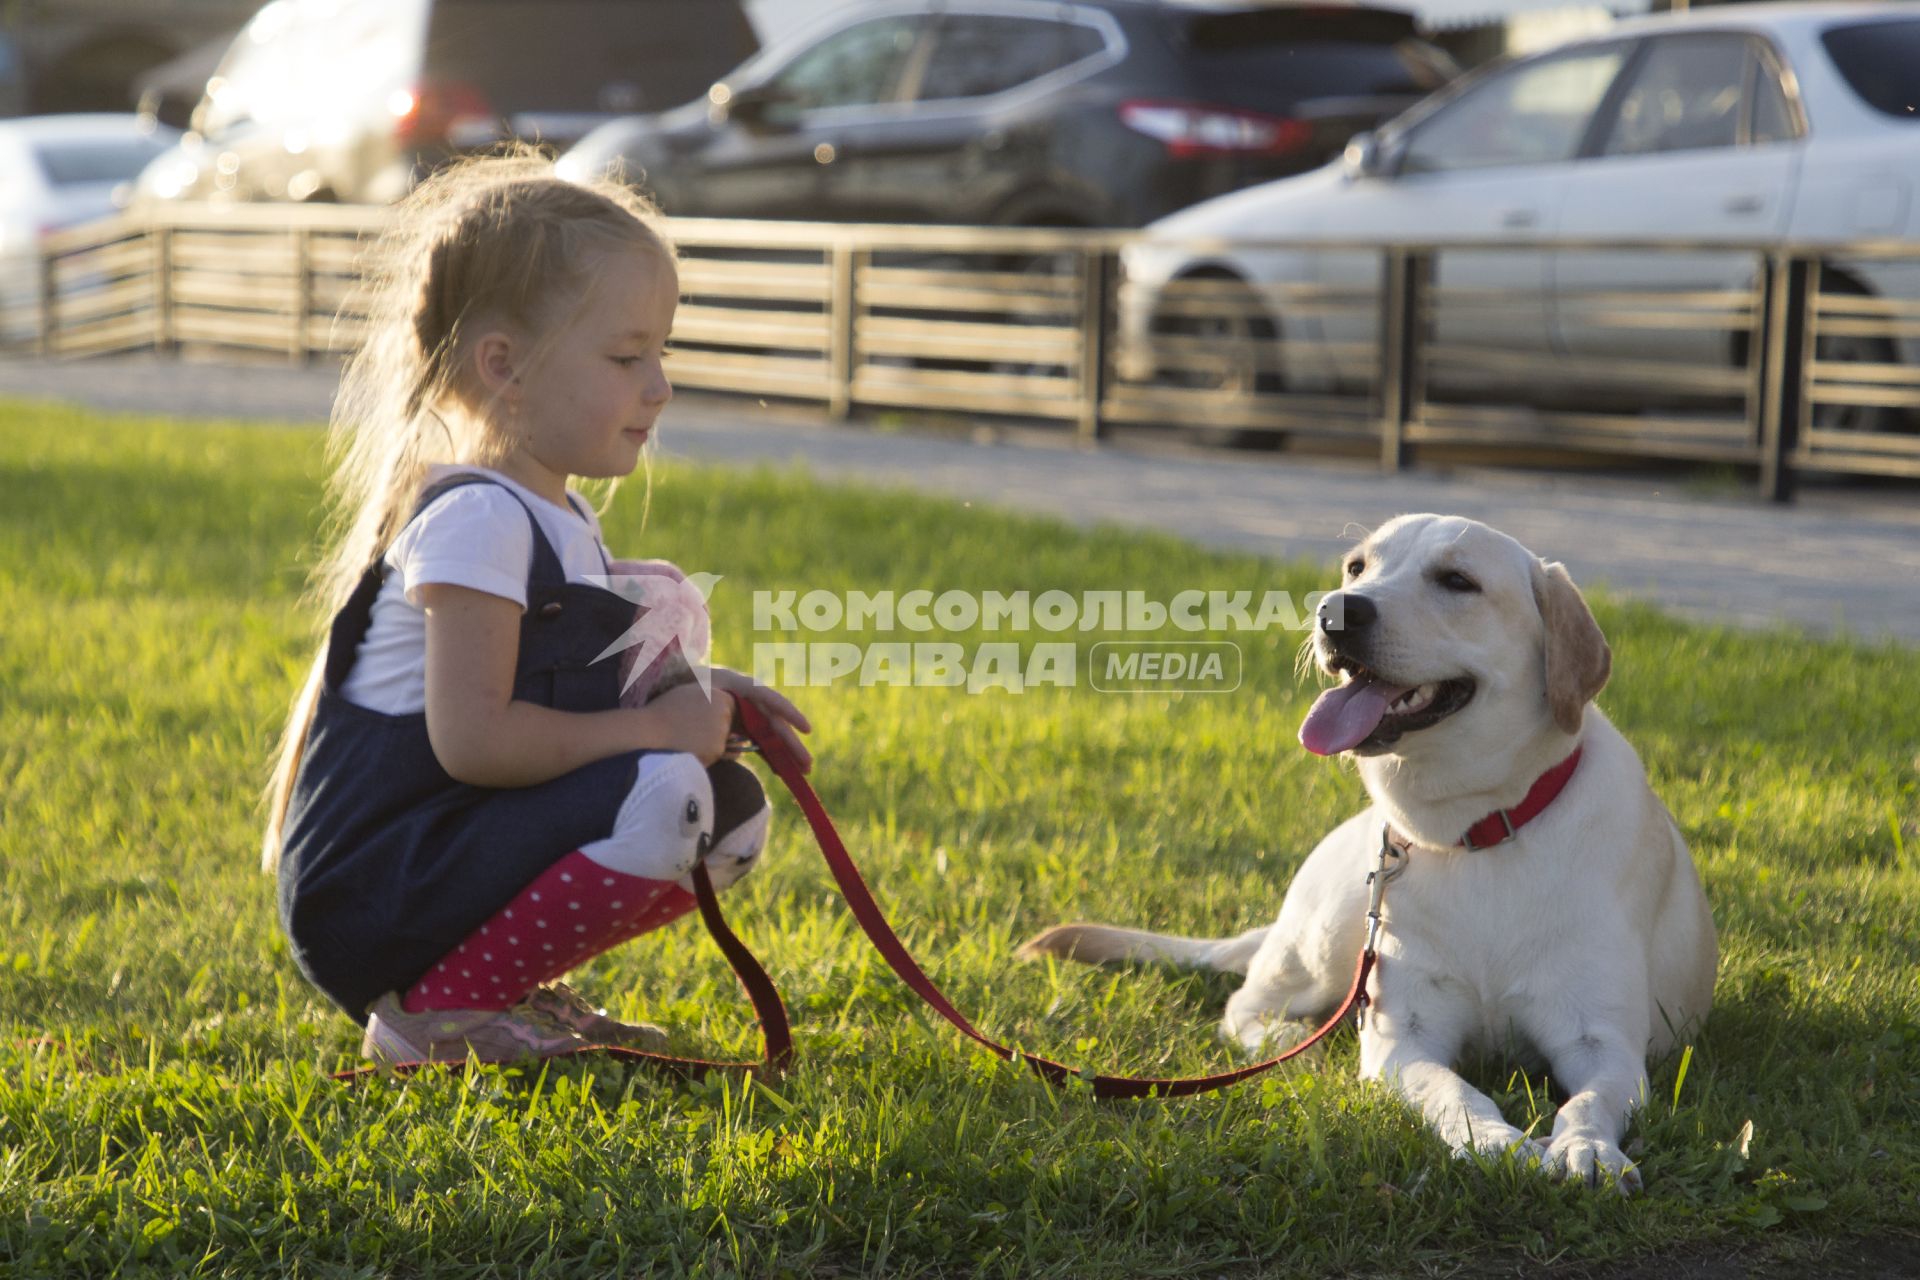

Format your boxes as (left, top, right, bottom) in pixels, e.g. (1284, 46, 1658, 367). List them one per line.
(319, 472, 569, 692)
(564, 491, 614, 576)
(411, 472, 569, 589)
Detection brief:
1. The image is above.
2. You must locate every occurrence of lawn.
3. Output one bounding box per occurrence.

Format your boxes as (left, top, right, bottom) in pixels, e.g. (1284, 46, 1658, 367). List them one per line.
(1, 399, 1916, 1278)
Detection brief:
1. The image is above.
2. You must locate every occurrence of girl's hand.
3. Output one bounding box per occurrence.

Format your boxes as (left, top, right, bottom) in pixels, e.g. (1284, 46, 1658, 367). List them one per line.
(711, 668, 814, 773)
(644, 683, 738, 766)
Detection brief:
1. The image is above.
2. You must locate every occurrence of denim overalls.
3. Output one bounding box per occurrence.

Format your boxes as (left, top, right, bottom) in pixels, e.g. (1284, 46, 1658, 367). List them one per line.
(279, 473, 647, 1019)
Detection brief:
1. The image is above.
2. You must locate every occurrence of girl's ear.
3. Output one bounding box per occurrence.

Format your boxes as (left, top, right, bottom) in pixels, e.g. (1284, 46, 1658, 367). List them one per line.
(470, 329, 520, 403)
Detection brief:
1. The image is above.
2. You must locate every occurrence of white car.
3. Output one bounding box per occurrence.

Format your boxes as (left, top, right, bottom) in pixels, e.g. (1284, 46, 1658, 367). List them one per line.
(1121, 3, 1920, 434)
(0, 115, 180, 343)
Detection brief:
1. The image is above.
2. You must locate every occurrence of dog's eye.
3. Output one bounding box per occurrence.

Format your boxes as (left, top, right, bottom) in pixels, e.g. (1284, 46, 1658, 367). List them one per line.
(1346, 559, 1365, 578)
(1437, 570, 1480, 594)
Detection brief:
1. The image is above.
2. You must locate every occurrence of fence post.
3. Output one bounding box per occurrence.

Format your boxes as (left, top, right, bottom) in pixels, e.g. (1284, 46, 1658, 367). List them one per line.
(152, 224, 174, 353)
(1076, 245, 1113, 446)
(827, 241, 857, 419)
(1758, 252, 1814, 504)
(37, 241, 57, 358)
(1377, 246, 1426, 471)
(290, 227, 313, 365)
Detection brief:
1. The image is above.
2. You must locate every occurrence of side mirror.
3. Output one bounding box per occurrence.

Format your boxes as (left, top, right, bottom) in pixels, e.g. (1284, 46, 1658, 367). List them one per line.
(710, 82, 793, 130)
(1342, 131, 1386, 181)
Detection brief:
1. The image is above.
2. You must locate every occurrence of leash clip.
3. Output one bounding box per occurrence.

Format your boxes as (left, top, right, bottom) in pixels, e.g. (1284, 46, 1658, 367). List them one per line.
(1375, 827, 1408, 884)
(1357, 829, 1406, 1029)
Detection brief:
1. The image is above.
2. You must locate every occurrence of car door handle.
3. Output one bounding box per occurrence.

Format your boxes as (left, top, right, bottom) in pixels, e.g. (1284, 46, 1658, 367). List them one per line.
(1501, 209, 1537, 229)
(1724, 194, 1765, 215)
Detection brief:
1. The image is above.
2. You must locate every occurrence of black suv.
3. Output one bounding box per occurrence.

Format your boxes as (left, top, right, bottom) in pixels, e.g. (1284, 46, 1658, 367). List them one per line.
(133, 0, 758, 205)
(558, 0, 1454, 228)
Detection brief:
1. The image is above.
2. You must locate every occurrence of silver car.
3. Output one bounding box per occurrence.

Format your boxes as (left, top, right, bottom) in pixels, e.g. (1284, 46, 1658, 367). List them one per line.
(0, 114, 179, 343)
(1121, 2, 1920, 434)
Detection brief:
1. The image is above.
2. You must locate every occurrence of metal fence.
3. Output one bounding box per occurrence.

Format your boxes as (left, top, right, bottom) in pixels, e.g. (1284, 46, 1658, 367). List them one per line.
(17, 202, 1920, 499)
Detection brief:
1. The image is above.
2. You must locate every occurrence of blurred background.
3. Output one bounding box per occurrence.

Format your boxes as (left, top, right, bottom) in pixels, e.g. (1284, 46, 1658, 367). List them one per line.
(0, 0, 1764, 219)
(0, 0, 1674, 126)
(2, 0, 1913, 498)
(0, 0, 1666, 124)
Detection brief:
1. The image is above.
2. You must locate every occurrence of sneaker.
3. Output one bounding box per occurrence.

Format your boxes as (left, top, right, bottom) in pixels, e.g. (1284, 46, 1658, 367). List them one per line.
(360, 991, 586, 1065)
(521, 982, 671, 1052)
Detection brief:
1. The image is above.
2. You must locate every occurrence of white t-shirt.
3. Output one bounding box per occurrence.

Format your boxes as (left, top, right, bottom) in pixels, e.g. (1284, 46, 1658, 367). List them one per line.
(339, 466, 613, 715)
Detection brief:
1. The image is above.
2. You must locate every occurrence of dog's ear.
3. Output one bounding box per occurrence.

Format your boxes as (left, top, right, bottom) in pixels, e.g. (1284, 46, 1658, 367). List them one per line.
(1531, 559, 1610, 735)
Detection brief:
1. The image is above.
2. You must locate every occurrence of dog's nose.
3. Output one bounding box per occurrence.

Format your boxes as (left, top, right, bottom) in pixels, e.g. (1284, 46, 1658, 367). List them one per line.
(1321, 593, 1377, 632)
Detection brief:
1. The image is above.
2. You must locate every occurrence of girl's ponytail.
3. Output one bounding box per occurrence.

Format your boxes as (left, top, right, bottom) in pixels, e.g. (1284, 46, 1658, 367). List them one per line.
(261, 648, 325, 872)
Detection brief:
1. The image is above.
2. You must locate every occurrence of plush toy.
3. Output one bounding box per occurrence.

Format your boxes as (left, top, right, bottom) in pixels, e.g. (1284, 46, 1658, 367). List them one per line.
(599, 559, 714, 708)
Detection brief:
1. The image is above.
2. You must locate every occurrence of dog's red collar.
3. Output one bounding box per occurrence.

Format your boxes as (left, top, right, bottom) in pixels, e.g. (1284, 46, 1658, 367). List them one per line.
(1389, 746, 1584, 853)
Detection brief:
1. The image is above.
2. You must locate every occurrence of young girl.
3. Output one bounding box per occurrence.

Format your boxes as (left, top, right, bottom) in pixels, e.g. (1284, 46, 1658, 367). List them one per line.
(262, 153, 811, 1065)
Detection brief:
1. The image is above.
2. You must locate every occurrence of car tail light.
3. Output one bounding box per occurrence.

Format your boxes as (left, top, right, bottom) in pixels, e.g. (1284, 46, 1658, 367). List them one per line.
(1118, 100, 1311, 158)
(390, 80, 496, 147)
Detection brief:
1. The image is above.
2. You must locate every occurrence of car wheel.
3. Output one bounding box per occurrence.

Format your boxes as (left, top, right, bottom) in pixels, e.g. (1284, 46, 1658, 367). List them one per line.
(985, 235, 1085, 383)
(1150, 271, 1284, 450)
(1810, 273, 1907, 435)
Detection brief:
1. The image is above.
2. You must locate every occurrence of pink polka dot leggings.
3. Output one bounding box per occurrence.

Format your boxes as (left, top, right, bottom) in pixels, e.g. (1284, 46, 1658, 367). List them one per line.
(402, 755, 769, 1012)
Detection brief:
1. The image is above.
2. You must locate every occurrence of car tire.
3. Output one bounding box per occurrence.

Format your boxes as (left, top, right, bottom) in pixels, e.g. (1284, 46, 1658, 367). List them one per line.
(1810, 272, 1910, 435)
(1151, 270, 1284, 450)
(986, 228, 1087, 383)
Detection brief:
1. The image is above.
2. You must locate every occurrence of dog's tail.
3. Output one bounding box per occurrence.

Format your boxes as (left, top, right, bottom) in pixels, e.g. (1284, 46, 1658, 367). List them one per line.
(1016, 923, 1268, 975)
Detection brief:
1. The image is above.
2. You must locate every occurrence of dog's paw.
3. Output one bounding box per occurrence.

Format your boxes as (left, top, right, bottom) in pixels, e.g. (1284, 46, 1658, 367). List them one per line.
(1450, 1125, 1542, 1168)
(1541, 1133, 1641, 1195)
(1218, 1006, 1323, 1062)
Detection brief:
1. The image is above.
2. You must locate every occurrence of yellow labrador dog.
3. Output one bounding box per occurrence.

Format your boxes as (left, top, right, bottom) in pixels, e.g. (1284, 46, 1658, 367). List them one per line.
(1023, 514, 1715, 1191)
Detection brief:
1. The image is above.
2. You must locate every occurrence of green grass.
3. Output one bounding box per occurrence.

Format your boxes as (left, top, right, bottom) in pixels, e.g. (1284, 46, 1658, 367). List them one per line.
(1, 398, 1916, 1278)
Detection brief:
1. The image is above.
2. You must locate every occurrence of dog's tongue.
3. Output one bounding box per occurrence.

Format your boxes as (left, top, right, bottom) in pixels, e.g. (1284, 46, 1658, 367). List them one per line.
(1299, 676, 1412, 756)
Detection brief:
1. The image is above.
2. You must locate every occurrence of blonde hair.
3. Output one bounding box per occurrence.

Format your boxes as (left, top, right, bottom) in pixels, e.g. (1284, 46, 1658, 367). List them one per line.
(262, 150, 676, 871)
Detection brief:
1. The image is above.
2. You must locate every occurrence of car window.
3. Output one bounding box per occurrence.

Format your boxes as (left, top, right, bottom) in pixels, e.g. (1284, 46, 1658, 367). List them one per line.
(33, 136, 172, 186)
(1600, 35, 1749, 156)
(0, 35, 23, 117)
(1749, 50, 1799, 144)
(1400, 45, 1627, 175)
(914, 15, 1104, 102)
(1820, 17, 1920, 121)
(763, 15, 926, 119)
(1177, 8, 1453, 114)
(422, 0, 750, 115)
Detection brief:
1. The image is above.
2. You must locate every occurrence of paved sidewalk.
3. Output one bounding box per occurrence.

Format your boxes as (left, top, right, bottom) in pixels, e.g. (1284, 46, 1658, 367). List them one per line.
(4, 352, 1917, 644)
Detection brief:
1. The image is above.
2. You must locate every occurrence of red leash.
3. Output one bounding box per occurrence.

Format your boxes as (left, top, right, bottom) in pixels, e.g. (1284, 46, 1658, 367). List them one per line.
(331, 708, 1384, 1093)
(735, 699, 1382, 1099)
